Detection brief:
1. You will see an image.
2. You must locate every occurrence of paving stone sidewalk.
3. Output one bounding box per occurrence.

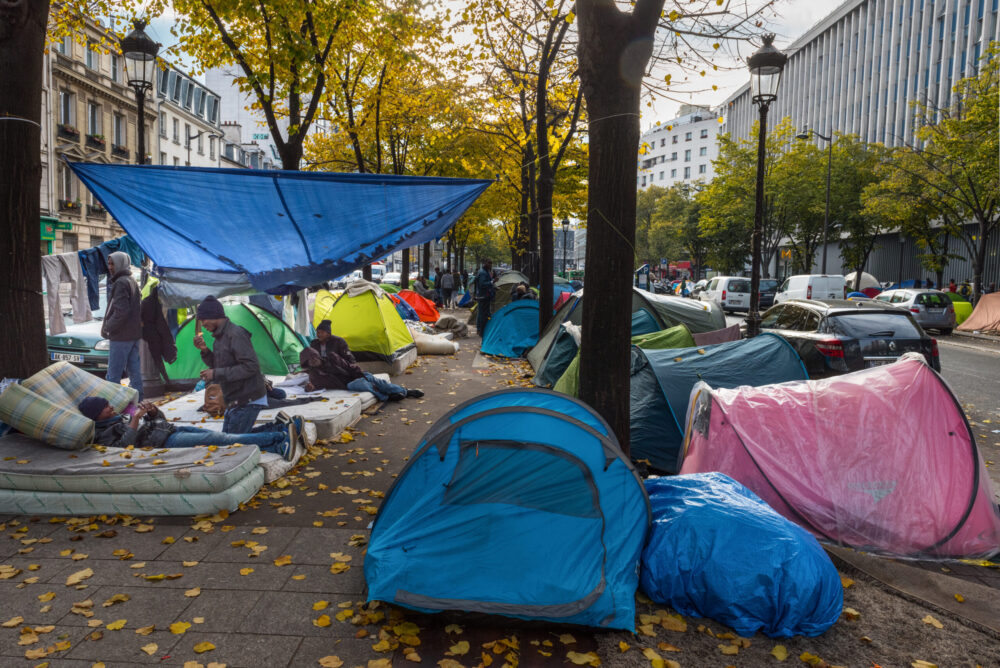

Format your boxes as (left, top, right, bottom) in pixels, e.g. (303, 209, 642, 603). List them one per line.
(1, 325, 998, 667)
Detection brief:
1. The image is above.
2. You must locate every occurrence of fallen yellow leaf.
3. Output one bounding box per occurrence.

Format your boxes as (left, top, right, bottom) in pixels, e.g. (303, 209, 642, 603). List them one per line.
(318, 656, 344, 668)
(65, 568, 93, 586)
(37, 592, 55, 602)
(771, 644, 789, 661)
(618, 641, 629, 652)
(313, 614, 331, 628)
(661, 613, 687, 632)
(193, 641, 216, 653)
(169, 621, 191, 634)
(369, 660, 392, 668)
(185, 587, 201, 598)
(1, 616, 23, 628)
(954, 593, 965, 603)
(719, 643, 739, 655)
(840, 576, 855, 589)
(558, 633, 576, 645)
(922, 614, 943, 629)
(106, 619, 126, 630)
(273, 554, 292, 567)
(842, 607, 861, 621)
(141, 642, 158, 656)
(566, 650, 601, 666)
(313, 600, 329, 611)
(102, 593, 130, 607)
(911, 662, 939, 668)
(239, 567, 254, 576)
(444, 623, 463, 635)
(135, 625, 155, 635)
(447, 640, 470, 656)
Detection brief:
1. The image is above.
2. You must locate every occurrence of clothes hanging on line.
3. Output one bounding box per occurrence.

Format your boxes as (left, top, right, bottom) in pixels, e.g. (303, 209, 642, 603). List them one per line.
(42, 252, 90, 335)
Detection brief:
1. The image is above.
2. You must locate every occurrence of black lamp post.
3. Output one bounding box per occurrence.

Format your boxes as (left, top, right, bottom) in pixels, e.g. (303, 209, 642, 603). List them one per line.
(561, 217, 570, 277)
(796, 128, 833, 273)
(121, 20, 159, 165)
(747, 34, 787, 338)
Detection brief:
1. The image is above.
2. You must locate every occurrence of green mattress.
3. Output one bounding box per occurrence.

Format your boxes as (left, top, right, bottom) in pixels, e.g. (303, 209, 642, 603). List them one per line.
(0, 434, 265, 516)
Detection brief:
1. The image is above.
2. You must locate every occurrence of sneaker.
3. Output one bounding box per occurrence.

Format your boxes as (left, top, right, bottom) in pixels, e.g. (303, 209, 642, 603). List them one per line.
(406, 389, 424, 398)
(283, 421, 298, 461)
(387, 392, 406, 402)
(292, 416, 307, 451)
(274, 411, 292, 426)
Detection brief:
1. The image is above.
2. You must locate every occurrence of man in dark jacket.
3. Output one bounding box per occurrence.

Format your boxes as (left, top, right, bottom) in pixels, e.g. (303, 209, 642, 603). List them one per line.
(78, 396, 299, 461)
(299, 343, 423, 401)
(311, 319, 356, 364)
(141, 283, 177, 384)
(103, 251, 143, 400)
(193, 296, 269, 433)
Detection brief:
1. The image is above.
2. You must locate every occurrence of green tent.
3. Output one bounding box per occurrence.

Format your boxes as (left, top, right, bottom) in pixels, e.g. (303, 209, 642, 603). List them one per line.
(552, 324, 696, 397)
(527, 288, 724, 372)
(380, 283, 400, 294)
(166, 303, 307, 383)
(945, 291, 974, 324)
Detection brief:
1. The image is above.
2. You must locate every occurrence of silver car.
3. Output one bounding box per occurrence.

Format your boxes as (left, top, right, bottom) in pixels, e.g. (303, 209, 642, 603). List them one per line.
(874, 289, 956, 334)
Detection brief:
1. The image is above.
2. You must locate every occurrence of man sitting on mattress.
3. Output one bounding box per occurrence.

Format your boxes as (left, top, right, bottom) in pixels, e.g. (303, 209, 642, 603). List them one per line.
(299, 347, 423, 402)
(78, 396, 301, 461)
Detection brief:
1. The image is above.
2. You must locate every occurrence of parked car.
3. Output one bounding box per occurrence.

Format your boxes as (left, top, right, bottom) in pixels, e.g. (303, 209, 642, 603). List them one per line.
(760, 299, 940, 378)
(689, 279, 709, 299)
(382, 271, 401, 286)
(331, 270, 364, 289)
(699, 276, 751, 313)
(873, 289, 956, 334)
(45, 287, 109, 374)
(774, 274, 847, 304)
(759, 278, 780, 309)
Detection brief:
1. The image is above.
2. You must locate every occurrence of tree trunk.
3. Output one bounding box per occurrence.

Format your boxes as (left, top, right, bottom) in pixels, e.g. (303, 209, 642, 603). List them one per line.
(576, 0, 662, 452)
(973, 222, 989, 305)
(401, 248, 410, 290)
(525, 143, 539, 283)
(362, 265, 372, 281)
(278, 140, 303, 171)
(537, 175, 554, 332)
(0, 0, 49, 379)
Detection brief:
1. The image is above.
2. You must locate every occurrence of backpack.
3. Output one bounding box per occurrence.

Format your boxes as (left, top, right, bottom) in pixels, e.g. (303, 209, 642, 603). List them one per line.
(201, 383, 227, 417)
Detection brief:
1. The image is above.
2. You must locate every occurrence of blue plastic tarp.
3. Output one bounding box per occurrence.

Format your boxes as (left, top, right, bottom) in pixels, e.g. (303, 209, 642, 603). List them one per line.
(641, 473, 842, 637)
(67, 162, 492, 294)
(481, 301, 540, 358)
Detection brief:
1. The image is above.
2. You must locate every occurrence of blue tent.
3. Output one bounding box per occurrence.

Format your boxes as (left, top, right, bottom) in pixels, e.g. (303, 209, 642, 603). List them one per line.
(480, 301, 539, 358)
(66, 162, 491, 296)
(631, 308, 661, 336)
(391, 295, 419, 321)
(631, 333, 808, 473)
(366, 389, 651, 630)
(457, 290, 473, 307)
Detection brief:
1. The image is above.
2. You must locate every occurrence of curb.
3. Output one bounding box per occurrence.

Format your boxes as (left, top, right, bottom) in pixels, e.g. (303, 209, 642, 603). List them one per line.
(950, 330, 1000, 344)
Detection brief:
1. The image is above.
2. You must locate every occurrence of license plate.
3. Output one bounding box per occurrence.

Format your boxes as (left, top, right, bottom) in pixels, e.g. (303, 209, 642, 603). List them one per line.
(865, 359, 893, 368)
(51, 352, 84, 362)
(928, 308, 943, 314)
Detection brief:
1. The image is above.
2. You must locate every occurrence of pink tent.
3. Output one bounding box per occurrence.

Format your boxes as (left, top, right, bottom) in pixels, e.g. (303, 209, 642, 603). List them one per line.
(680, 354, 1000, 559)
(554, 291, 574, 311)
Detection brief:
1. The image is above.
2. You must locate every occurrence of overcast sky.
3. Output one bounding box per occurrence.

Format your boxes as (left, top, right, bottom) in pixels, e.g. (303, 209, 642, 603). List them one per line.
(643, 0, 837, 128)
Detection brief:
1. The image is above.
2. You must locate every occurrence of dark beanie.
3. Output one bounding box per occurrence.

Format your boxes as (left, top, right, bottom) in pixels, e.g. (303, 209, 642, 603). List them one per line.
(317, 319, 332, 333)
(197, 296, 226, 320)
(78, 396, 110, 421)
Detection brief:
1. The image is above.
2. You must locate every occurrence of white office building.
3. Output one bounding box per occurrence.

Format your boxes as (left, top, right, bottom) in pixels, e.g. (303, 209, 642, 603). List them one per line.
(154, 66, 223, 168)
(638, 104, 720, 189)
(573, 227, 587, 271)
(720, 0, 1000, 147)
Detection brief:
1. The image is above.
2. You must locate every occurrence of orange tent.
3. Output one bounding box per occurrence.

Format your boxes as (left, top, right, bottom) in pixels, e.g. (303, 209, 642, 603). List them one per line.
(956, 293, 1000, 335)
(398, 289, 441, 323)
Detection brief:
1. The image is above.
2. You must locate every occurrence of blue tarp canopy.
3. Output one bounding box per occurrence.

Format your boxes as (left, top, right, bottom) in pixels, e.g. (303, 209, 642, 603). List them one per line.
(67, 162, 492, 295)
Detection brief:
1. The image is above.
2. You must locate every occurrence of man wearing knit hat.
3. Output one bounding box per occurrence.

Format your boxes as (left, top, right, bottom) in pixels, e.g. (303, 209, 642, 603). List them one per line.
(102, 251, 143, 400)
(193, 296, 269, 433)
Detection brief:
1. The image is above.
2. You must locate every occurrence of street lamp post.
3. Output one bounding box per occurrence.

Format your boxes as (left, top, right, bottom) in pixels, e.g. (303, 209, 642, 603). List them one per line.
(561, 217, 570, 277)
(121, 20, 159, 165)
(795, 128, 833, 273)
(747, 34, 787, 338)
(186, 130, 222, 166)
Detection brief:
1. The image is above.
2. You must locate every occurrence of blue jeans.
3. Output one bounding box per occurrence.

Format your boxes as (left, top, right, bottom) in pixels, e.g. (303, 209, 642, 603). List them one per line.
(222, 403, 263, 434)
(347, 372, 405, 402)
(107, 340, 143, 402)
(164, 425, 287, 455)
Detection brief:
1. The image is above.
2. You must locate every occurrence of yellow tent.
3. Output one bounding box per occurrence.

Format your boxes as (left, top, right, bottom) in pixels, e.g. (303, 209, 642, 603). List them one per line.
(314, 286, 415, 370)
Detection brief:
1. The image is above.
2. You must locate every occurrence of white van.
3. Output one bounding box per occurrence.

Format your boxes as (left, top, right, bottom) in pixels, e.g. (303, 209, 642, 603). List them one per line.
(699, 276, 752, 313)
(774, 274, 847, 304)
(370, 264, 386, 283)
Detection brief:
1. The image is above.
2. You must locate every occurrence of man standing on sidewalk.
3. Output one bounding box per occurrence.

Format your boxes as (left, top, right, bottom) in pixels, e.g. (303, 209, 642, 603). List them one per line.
(474, 259, 495, 337)
(192, 296, 269, 433)
(439, 268, 454, 310)
(102, 251, 143, 401)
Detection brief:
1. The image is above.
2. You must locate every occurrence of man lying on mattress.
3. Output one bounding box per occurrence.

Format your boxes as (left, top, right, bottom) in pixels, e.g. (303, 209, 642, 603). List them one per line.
(77, 396, 302, 461)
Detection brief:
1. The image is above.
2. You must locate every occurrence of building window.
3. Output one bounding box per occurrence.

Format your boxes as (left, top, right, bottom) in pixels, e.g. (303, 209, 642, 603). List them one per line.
(193, 89, 203, 116)
(159, 151, 167, 165)
(173, 156, 180, 166)
(684, 149, 691, 162)
(207, 96, 219, 123)
(62, 233, 79, 252)
(110, 53, 122, 83)
(660, 138, 666, 147)
(87, 102, 101, 135)
(60, 163, 76, 201)
(172, 118, 179, 143)
(641, 176, 646, 187)
(59, 90, 75, 126)
(57, 35, 72, 56)
(659, 171, 664, 180)
(671, 151, 677, 160)
(209, 136, 215, 159)
(672, 135, 678, 144)
(699, 164, 707, 174)
(683, 167, 690, 179)
(113, 113, 125, 146)
(700, 128, 709, 138)
(85, 40, 98, 69)
(197, 132, 204, 154)
(183, 80, 194, 108)
(158, 69, 169, 96)
(670, 169, 676, 178)
(685, 132, 692, 141)
(90, 235, 103, 247)
(170, 72, 181, 101)
(699, 147, 707, 156)
(159, 111, 167, 136)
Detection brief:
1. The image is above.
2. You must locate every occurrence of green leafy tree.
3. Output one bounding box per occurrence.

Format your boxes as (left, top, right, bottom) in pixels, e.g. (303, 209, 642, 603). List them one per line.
(772, 137, 826, 273)
(654, 183, 701, 276)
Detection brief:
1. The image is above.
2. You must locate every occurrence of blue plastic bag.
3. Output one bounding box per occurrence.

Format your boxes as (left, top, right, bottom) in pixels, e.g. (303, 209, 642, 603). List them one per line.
(640, 473, 842, 637)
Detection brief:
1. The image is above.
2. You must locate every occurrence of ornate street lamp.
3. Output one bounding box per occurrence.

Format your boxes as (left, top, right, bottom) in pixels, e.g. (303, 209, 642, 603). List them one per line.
(561, 217, 570, 277)
(121, 20, 159, 165)
(796, 128, 833, 273)
(747, 34, 787, 338)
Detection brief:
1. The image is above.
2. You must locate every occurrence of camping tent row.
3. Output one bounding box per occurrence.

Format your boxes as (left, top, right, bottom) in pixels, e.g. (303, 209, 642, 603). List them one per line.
(466, 270, 575, 325)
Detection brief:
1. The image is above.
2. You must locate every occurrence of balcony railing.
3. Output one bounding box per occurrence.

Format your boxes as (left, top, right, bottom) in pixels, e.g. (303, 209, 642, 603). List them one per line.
(58, 199, 81, 212)
(57, 124, 80, 140)
(87, 204, 106, 216)
(85, 134, 106, 150)
(111, 144, 129, 159)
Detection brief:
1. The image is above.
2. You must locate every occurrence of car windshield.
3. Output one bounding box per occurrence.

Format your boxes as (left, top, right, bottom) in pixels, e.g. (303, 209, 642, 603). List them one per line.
(759, 279, 779, 291)
(916, 292, 949, 307)
(729, 279, 750, 293)
(827, 312, 923, 338)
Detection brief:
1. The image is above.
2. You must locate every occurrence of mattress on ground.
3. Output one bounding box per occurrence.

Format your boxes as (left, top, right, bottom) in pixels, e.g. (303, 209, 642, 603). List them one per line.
(0, 465, 264, 516)
(0, 433, 260, 495)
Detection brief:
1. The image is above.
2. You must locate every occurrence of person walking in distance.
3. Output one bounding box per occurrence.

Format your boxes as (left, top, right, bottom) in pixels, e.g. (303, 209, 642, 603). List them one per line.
(192, 296, 269, 434)
(439, 268, 454, 310)
(474, 259, 495, 337)
(103, 251, 144, 401)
